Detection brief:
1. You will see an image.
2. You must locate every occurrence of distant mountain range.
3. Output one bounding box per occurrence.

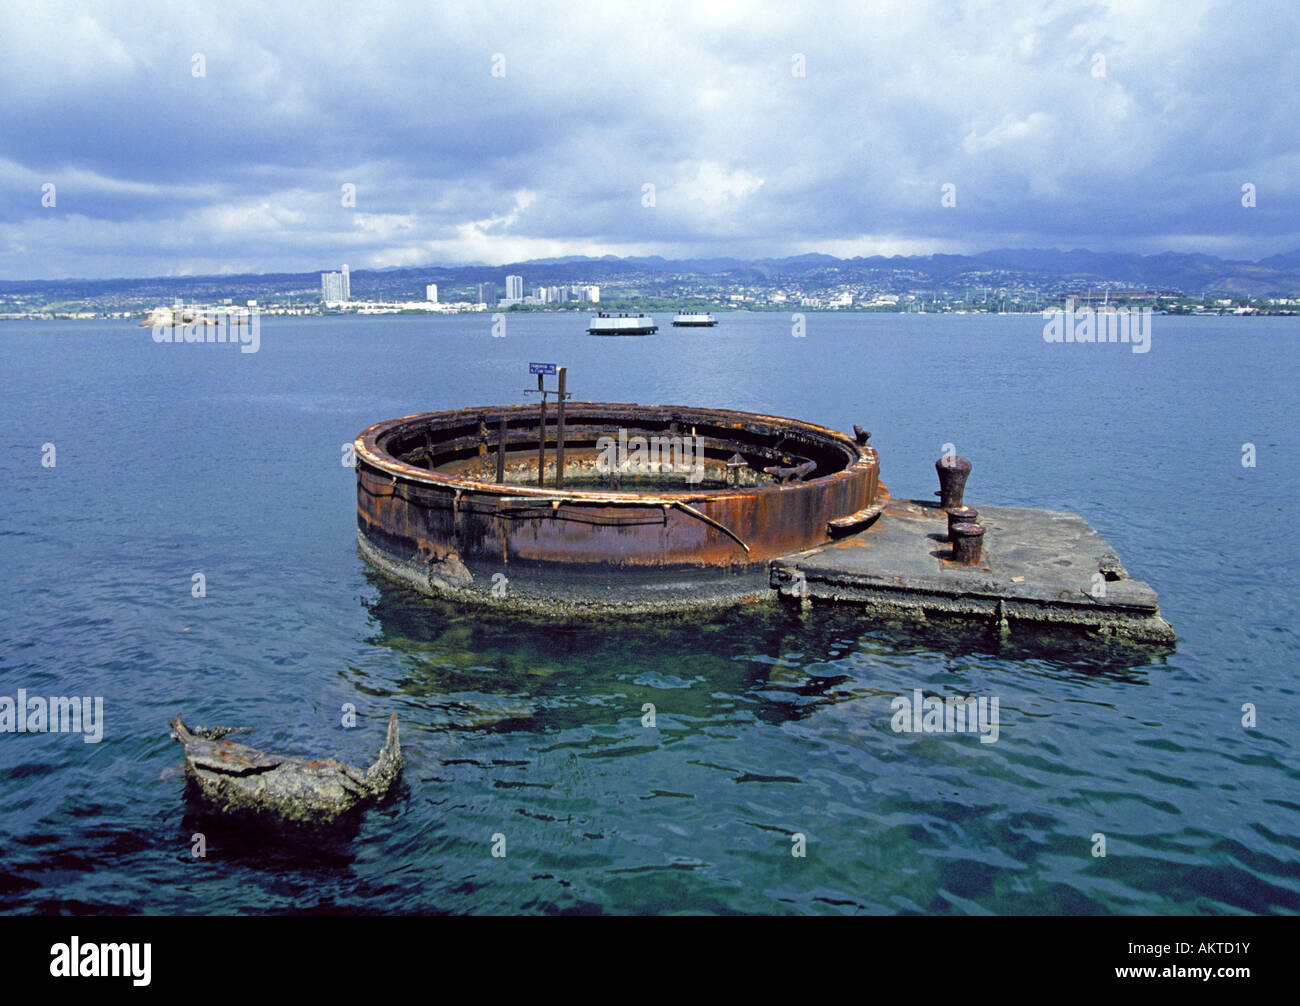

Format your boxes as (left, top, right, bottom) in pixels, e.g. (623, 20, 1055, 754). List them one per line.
(496, 248, 1300, 295)
(5, 247, 1300, 301)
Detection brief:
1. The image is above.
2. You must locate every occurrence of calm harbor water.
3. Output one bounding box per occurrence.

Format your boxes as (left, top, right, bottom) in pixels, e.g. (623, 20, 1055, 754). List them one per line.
(1, 311, 1297, 915)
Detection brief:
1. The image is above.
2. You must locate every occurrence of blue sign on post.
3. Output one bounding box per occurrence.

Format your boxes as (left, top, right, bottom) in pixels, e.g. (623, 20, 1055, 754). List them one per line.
(529, 362, 558, 375)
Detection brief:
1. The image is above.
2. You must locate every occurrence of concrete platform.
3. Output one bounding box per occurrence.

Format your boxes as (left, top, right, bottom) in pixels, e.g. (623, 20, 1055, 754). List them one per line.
(770, 499, 1175, 645)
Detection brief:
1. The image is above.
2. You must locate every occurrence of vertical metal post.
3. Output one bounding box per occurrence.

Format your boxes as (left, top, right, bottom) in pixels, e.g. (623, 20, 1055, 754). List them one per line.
(536, 373, 546, 487)
(496, 414, 507, 484)
(555, 367, 567, 489)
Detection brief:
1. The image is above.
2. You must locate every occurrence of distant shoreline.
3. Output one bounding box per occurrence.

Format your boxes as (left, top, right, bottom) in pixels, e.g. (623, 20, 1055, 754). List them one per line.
(4, 306, 1298, 323)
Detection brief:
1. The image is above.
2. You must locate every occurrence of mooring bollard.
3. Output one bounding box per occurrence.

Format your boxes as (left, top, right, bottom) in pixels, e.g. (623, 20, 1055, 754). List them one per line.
(947, 505, 978, 539)
(935, 455, 972, 510)
(950, 522, 985, 565)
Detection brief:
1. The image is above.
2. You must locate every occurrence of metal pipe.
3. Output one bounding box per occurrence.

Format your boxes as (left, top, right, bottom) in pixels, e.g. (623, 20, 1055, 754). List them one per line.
(536, 373, 546, 487)
(495, 495, 752, 554)
(555, 367, 567, 489)
(496, 415, 507, 484)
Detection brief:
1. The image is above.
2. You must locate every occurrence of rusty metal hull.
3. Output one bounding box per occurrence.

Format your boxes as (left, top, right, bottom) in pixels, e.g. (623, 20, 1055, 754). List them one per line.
(354, 402, 882, 610)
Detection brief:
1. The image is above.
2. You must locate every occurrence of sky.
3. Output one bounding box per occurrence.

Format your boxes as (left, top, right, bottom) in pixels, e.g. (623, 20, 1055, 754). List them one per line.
(0, 0, 1297, 279)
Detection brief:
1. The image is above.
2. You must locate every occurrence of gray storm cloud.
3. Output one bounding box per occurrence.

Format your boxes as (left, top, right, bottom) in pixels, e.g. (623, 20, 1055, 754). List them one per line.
(0, 0, 1296, 278)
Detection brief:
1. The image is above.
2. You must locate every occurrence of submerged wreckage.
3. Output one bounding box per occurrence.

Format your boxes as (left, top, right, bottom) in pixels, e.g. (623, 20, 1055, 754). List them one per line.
(170, 713, 401, 826)
(175, 392, 1175, 824)
(352, 385, 1174, 644)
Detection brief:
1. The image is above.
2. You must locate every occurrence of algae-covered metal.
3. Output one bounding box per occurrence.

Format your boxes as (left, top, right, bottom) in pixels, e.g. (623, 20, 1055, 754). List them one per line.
(170, 713, 401, 826)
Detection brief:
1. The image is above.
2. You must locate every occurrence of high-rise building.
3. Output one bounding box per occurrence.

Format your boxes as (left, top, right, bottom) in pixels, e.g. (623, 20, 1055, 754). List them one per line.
(321, 271, 344, 303)
(425, 284, 438, 303)
(588, 285, 600, 303)
(341, 264, 350, 302)
(477, 283, 497, 307)
(532, 287, 546, 303)
(506, 275, 523, 301)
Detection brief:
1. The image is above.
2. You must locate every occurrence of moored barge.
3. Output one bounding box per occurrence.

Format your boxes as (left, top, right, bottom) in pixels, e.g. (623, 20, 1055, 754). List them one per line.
(587, 312, 657, 335)
(672, 313, 718, 327)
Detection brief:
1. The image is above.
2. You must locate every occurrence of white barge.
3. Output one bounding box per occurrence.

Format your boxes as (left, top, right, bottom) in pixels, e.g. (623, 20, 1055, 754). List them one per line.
(671, 313, 718, 327)
(587, 312, 657, 335)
